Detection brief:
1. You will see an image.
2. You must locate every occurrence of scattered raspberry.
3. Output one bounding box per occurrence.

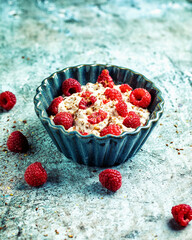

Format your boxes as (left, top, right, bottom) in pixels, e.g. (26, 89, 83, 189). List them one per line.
(115, 100, 128, 117)
(24, 162, 47, 187)
(79, 91, 97, 109)
(171, 204, 192, 227)
(97, 69, 114, 88)
(0, 91, 16, 111)
(100, 124, 121, 136)
(62, 78, 81, 96)
(81, 91, 92, 98)
(7, 131, 29, 153)
(104, 88, 122, 101)
(123, 111, 141, 129)
(119, 84, 132, 93)
(79, 130, 89, 136)
(87, 109, 107, 124)
(53, 112, 73, 130)
(130, 88, 151, 108)
(47, 96, 63, 115)
(99, 169, 122, 192)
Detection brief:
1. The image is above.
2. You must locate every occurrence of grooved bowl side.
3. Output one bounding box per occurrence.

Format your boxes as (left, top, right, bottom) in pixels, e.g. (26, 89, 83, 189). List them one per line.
(34, 64, 164, 167)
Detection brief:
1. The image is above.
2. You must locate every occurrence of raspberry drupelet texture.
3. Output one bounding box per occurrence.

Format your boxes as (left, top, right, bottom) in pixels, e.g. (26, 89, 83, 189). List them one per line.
(123, 111, 141, 129)
(47, 96, 63, 115)
(171, 204, 192, 227)
(53, 112, 73, 130)
(99, 169, 122, 192)
(79, 91, 97, 109)
(24, 162, 47, 187)
(119, 84, 132, 93)
(130, 88, 151, 108)
(97, 69, 114, 88)
(87, 109, 107, 124)
(100, 124, 121, 136)
(0, 91, 16, 111)
(104, 88, 122, 101)
(115, 100, 128, 117)
(7, 131, 29, 153)
(62, 78, 81, 96)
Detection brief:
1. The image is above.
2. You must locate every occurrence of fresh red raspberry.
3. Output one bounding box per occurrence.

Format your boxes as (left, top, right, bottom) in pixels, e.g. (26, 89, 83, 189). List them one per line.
(130, 88, 151, 108)
(7, 131, 29, 153)
(0, 91, 16, 111)
(100, 124, 121, 136)
(115, 100, 128, 117)
(53, 112, 73, 130)
(104, 88, 122, 101)
(119, 84, 132, 93)
(79, 91, 97, 109)
(47, 96, 63, 115)
(97, 69, 114, 88)
(99, 169, 122, 192)
(171, 204, 192, 227)
(123, 111, 141, 129)
(62, 78, 81, 96)
(24, 162, 47, 187)
(87, 109, 107, 124)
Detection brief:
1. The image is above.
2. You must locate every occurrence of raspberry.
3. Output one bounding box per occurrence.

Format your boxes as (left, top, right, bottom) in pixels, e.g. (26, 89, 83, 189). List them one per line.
(62, 78, 81, 96)
(123, 111, 141, 129)
(130, 88, 151, 108)
(53, 112, 73, 130)
(100, 124, 121, 136)
(47, 96, 63, 115)
(24, 162, 47, 187)
(119, 84, 132, 93)
(115, 100, 128, 117)
(87, 109, 107, 124)
(97, 69, 114, 88)
(7, 131, 29, 153)
(79, 91, 97, 109)
(104, 88, 122, 101)
(171, 204, 192, 227)
(0, 91, 16, 111)
(99, 169, 122, 192)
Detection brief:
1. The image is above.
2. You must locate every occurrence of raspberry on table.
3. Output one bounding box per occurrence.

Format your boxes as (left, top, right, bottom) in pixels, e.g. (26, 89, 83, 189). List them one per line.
(47, 96, 63, 115)
(53, 112, 73, 130)
(79, 91, 97, 109)
(123, 111, 141, 129)
(0, 91, 16, 111)
(100, 124, 121, 136)
(115, 100, 128, 117)
(87, 109, 107, 124)
(7, 131, 29, 153)
(62, 78, 81, 96)
(119, 84, 132, 93)
(171, 204, 192, 227)
(99, 169, 122, 192)
(24, 162, 47, 187)
(97, 69, 114, 88)
(130, 88, 151, 108)
(104, 88, 122, 101)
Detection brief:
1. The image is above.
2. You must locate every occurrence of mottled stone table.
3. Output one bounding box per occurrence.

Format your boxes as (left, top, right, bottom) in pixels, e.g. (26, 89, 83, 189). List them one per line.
(0, 0, 192, 239)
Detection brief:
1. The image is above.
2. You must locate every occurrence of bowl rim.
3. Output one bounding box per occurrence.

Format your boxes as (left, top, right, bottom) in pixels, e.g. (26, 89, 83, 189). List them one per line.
(34, 63, 164, 139)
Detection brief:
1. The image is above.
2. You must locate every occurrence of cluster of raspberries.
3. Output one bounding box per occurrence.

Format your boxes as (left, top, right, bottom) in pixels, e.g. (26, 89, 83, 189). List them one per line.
(48, 69, 152, 136)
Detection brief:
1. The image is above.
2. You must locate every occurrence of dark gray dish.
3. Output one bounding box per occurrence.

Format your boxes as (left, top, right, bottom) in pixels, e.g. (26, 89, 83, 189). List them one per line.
(34, 64, 164, 167)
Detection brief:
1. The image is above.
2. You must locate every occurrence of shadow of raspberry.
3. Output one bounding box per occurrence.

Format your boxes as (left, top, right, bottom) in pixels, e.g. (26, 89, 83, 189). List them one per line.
(167, 218, 186, 231)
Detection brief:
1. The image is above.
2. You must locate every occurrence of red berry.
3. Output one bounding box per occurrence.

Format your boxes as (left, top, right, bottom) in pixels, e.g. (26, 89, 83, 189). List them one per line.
(53, 112, 73, 130)
(79, 130, 89, 135)
(115, 100, 128, 117)
(97, 69, 114, 88)
(103, 99, 110, 104)
(7, 131, 29, 153)
(100, 124, 121, 136)
(99, 169, 122, 192)
(171, 204, 192, 227)
(123, 111, 141, 129)
(0, 91, 16, 111)
(104, 88, 122, 101)
(79, 91, 97, 109)
(119, 84, 132, 93)
(130, 88, 151, 108)
(62, 78, 81, 96)
(87, 109, 107, 124)
(47, 96, 63, 115)
(24, 162, 47, 187)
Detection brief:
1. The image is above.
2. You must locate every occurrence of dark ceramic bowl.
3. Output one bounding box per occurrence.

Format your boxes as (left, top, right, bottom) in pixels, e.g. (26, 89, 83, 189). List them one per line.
(34, 64, 164, 167)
